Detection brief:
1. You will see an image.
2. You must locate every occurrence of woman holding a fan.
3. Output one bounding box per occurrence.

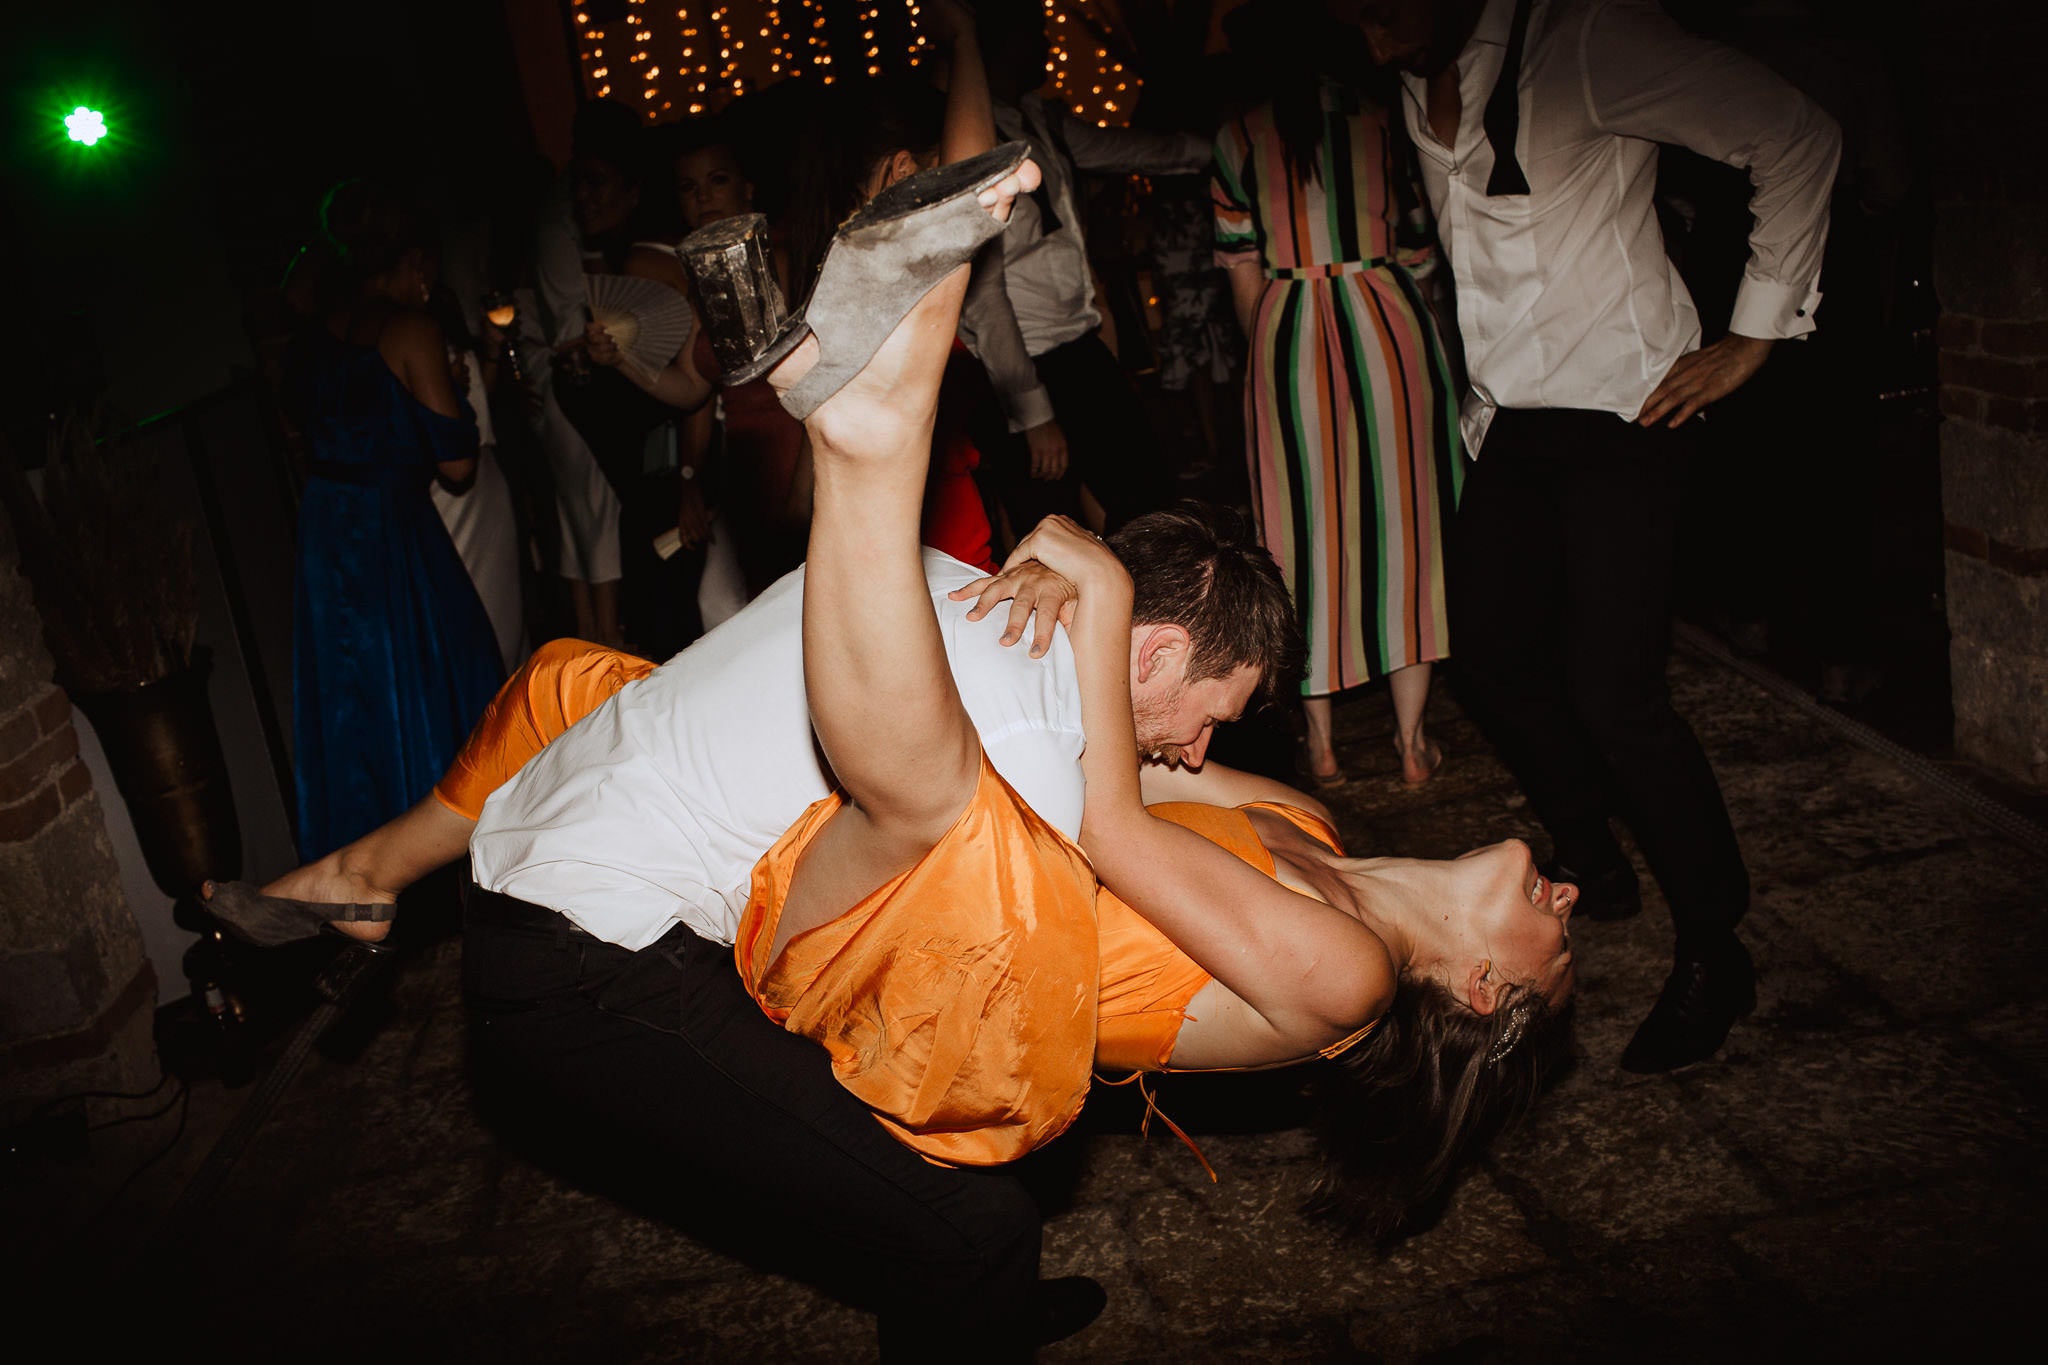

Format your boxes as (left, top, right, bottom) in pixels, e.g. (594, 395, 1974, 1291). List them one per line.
(584, 115, 810, 608)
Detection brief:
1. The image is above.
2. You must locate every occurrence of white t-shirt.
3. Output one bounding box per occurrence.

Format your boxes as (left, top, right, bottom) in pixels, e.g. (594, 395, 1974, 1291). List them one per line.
(469, 549, 1087, 951)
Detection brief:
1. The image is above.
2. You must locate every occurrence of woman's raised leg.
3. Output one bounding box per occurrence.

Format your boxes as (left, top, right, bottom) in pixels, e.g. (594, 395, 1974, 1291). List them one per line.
(768, 161, 1038, 951)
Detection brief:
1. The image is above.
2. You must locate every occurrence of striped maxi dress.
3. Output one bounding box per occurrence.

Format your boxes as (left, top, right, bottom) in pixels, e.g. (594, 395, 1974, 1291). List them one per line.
(1214, 82, 1465, 697)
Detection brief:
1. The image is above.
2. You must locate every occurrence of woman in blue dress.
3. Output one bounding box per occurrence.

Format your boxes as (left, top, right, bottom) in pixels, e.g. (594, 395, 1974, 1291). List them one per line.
(284, 181, 505, 859)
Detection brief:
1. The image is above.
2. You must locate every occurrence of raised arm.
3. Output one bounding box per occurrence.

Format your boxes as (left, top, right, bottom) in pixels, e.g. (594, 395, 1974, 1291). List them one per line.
(928, 0, 996, 165)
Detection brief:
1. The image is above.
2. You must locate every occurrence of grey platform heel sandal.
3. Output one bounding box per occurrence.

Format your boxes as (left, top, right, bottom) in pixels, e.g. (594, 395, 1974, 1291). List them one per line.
(200, 879, 397, 947)
(679, 140, 1031, 421)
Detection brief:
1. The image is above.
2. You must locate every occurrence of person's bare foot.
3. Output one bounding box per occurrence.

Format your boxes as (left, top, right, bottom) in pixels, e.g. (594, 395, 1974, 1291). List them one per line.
(259, 857, 396, 942)
(1395, 736, 1444, 787)
(1294, 741, 1346, 789)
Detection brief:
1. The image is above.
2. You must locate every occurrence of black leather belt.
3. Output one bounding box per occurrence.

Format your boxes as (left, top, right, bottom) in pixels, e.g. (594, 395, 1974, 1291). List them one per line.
(463, 881, 596, 938)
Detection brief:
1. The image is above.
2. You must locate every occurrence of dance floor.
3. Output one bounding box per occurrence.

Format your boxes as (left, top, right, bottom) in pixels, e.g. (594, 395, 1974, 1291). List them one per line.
(19, 644, 2046, 1361)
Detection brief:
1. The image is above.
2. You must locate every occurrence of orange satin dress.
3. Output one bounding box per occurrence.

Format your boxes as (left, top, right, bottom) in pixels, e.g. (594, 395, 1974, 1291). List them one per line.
(736, 758, 1101, 1167)
(432, 638, 656, 820)
(736, 792, 1346, 1165)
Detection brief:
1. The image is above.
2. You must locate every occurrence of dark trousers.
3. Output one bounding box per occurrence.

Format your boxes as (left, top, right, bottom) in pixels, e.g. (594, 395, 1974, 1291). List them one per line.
(1696, 326, 1877, 664)
(985, 333, 1168, 538)
(556, 370, 705, 657)
(1450, 409, 1748, 950)
(461, 886, 1041, 1361)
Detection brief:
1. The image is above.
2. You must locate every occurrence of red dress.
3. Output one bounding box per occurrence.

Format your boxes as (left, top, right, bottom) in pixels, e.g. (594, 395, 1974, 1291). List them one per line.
(695, 332, 998, 588)
(925, 341, 997, 573)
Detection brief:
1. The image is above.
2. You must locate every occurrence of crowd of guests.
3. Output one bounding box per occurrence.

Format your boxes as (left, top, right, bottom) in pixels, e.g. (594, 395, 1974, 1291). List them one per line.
(265, 0, 1229, 863)
(235, 0, 1888, 1352)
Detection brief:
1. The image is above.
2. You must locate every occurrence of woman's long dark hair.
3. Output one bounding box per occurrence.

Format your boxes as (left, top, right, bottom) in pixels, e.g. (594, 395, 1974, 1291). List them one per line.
(1225, 0, 1391, 188)
(1306, 976, 1575, 1243)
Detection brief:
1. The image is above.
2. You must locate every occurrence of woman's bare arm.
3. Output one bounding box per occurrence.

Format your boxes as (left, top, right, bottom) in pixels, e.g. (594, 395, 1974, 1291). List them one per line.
(930, 0, 996, 163)
(588, 316, 715, 412)
(1227, 259, 1263, 337)
(585, 248, 716, 411)
(992, 520, 1393, 1059)
(383, 312, 477, 483)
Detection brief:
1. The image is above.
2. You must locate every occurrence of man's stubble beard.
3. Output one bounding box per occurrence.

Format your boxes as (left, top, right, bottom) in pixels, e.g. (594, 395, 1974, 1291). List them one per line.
(1131, 681, 1189, 768)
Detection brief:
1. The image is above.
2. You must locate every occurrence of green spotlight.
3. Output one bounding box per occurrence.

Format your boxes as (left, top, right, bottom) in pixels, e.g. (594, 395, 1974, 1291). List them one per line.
(64, 106, 107, 147)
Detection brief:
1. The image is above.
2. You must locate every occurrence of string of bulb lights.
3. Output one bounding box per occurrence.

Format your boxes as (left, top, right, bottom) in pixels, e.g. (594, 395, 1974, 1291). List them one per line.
(571, 0, 1136, 126)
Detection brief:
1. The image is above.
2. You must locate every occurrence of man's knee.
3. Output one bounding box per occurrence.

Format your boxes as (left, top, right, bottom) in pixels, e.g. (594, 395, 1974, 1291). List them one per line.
(964, 1171, 1041, 1271)
(882, 1172, 1040, 1335)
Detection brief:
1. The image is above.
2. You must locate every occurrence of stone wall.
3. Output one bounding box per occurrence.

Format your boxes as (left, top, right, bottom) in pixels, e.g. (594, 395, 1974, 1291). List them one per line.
(0, 500, 157, 1122)
(1931, 0, 2048, 787)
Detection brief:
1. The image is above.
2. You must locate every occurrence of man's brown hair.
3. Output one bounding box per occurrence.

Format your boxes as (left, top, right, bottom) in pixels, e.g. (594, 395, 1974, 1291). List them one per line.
(1109, 502, 1303, 705)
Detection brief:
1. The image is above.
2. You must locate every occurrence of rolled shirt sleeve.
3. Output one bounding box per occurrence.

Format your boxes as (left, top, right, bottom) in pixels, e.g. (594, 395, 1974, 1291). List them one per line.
(958, 241, 1058, 431)
(1057, 110, 1213, 178)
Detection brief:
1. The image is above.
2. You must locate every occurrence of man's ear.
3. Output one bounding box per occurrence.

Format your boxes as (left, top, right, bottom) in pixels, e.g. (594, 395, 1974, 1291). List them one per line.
(1133, 624, 1191, 686)
(1465, 960, 1501, 1016)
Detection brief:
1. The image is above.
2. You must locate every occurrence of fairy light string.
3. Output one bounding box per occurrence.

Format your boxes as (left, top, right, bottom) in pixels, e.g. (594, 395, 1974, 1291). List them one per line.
(568, 0, 1133, 126)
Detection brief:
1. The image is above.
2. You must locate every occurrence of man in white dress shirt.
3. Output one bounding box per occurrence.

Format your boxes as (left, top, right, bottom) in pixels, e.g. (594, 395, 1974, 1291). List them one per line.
(1351, 0, 1841, 1071)
(962, 0, 1215, 533)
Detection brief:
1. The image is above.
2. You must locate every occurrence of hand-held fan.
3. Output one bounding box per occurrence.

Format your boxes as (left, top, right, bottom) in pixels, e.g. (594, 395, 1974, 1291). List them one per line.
(585, 273, 694, 377)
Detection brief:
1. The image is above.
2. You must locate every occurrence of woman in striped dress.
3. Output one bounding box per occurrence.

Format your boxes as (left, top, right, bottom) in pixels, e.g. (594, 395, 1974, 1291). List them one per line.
(1214, 52, 1464, 787)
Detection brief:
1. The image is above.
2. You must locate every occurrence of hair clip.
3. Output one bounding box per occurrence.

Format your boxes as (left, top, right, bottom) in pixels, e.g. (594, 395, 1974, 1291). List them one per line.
(1488, 998, 1535, 1065)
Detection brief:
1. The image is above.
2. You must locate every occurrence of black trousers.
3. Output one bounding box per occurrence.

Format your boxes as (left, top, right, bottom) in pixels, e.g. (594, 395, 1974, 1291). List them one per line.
(1450, 409, 1749, 949)
(461, 885, 1041, 1360)
(556, 369, 706, 656)
(984, 332, 1169, 538)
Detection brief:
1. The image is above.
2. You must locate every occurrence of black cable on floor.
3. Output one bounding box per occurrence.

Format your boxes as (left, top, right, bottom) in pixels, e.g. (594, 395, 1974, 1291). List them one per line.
(89, 1078, 189, 1133)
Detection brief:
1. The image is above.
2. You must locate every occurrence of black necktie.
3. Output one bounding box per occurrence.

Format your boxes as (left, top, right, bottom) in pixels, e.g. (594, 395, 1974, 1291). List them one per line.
(1483, 0, 1536, 197)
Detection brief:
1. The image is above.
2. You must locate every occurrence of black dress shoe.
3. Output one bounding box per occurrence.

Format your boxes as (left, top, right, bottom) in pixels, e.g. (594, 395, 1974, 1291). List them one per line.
(1541, 859, 1642, 922)
(1033, 1275, 1108, 1347)
(1620, 939, 1757, 1073)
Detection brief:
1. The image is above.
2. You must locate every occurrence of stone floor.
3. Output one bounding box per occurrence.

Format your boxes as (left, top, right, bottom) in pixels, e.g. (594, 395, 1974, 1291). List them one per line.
(16, 645, 2047, 1361)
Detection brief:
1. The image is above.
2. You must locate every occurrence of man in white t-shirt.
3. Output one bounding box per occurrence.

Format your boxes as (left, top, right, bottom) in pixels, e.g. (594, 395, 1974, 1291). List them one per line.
(464, 494, 1299, 1355)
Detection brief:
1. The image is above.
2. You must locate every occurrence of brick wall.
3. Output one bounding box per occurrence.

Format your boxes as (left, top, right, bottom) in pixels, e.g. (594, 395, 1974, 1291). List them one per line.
(1931, 0, 2048, 787)
(0, 499, 157, 1121)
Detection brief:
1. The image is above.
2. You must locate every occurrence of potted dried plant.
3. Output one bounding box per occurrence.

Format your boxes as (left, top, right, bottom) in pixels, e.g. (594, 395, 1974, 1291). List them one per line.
(0, 409, 240, 895)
